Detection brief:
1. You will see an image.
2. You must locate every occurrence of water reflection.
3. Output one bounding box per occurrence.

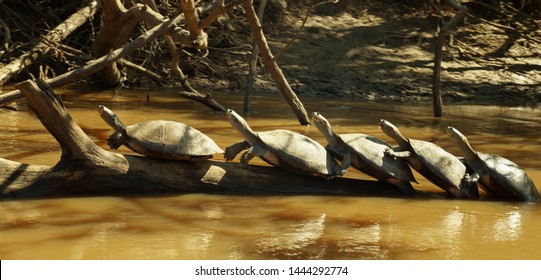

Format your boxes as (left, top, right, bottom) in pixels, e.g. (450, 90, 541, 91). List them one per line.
(257, 214, 326, 259)
(491, 209, 522, 242)
(0, 195, 541, 259)
(70, 220, 127, 259)
(337, 223, 386, 259)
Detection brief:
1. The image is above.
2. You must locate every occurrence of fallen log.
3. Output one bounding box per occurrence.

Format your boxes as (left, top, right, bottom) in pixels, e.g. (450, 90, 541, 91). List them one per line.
(0, 79, 405, 199)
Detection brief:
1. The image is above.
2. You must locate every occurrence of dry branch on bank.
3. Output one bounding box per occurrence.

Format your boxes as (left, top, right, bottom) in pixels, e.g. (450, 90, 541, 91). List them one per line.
(0, 0, 312, 124)
(0, 0, 98, 86)
(0, 79, 405, 199)
(0, 14, 186, 104)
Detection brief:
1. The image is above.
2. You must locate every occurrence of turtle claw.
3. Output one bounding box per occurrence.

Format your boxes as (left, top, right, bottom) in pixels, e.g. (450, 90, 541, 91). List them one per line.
(224, 141, 250, 162)
(460, 175, 480, 199)
(239, 147, 258, 168)
(224, 147, 237, 161)
(464, 171, 480, 183)
(383, 148, 396, 159)
(106, 132, 123, 150)
(239, 152, 250, 168)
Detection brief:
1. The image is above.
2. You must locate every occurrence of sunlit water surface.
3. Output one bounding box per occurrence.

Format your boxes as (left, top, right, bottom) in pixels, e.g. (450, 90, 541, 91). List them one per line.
(1, 88, 540, 259)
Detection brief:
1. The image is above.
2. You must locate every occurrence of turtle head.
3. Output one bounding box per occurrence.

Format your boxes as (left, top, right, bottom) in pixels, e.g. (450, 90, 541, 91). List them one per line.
(379, 119, 408, 146)
(447, 126, 478, 161)
(311, 112, 328, 128)
(311, 112, 329, 131)
(98, 105, 126, 133)
(311, 112, 340, 146)
(226, 109, 257, 143)
(446, 126, 468, 144)
(379, 119, 396, 135)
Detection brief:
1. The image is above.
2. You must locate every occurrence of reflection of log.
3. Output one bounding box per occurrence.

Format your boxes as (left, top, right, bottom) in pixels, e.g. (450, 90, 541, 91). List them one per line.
(0, 79, 403, 199)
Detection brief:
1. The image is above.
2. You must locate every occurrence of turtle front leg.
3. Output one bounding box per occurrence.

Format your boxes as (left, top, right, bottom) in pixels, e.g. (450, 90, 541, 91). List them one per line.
(384, 148, 410, 159)
(337, 152, 351, 176)
(239, 145, 265, 167)
(224, 141, 250, 161)
(460, 175, 480, 199)
(106, 132, 124, 150)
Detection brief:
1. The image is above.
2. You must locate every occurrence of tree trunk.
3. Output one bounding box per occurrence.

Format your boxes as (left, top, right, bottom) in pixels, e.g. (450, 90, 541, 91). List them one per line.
(0, 79, 404, 199)
(432, 0, 467, 117)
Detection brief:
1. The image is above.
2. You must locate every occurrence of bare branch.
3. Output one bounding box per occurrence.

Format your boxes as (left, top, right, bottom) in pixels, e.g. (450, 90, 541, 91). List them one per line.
(0, 0, 98, 86)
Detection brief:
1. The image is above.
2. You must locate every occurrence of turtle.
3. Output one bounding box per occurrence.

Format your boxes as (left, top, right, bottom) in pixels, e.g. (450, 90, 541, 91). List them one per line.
(379, 119, 479, 199)
(311, 112, 417, 194)
(224, 109, 350, 178)
(98, 105, 223, 161)
(447, 126, 539, 202)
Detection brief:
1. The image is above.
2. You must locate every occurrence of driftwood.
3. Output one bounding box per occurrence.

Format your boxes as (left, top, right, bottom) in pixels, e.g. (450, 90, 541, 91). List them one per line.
(0, 79, 403, 199)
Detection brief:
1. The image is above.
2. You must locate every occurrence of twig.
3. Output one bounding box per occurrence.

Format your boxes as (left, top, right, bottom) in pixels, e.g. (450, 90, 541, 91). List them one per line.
(0, 18, 10, 53)
(244, 0, 267, 112)
(119, 59, 165, 86)
(468, 13, 541, 45)
(199, 0, 243, 29)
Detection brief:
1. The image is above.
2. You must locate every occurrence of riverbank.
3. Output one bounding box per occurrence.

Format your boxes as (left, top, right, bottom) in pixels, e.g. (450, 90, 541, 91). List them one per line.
(198, 1, 540, 106)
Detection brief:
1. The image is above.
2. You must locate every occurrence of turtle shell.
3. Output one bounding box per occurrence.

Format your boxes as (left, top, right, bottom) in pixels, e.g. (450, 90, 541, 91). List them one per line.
(256, 129, 341, 176)
(477, 153, 539, 201)
(408, 139, 476, 198)
(339, 133, 416, 183)
(124, 120, 223, 160)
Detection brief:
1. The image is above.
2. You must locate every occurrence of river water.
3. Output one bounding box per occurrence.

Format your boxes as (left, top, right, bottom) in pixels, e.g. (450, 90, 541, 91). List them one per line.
(0, 88, 540, 259)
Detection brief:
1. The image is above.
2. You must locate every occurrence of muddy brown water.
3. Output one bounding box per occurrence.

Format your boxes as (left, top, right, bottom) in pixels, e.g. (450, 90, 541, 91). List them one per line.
(1, 88, 540, 260)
